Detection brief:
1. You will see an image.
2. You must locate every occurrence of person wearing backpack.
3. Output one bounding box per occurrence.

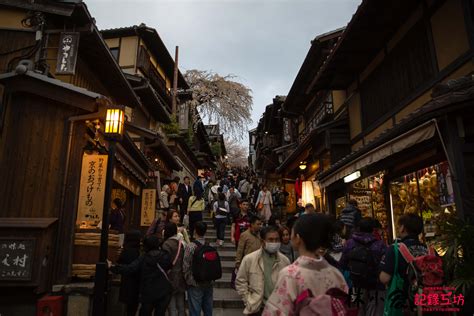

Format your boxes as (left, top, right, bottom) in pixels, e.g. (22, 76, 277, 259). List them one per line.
(263, 214, 348, 316)
(183, 221, 221, 316)
(239, 177, 251, 199)
(236, 226, 290, 315)
(213, 192, 230, 246)
(162, 223, 186, 316)
(208, 182, 220, 213)
(110, 235, 173, 316)
(227, 186, 242, 218)
(379, 214, 443, 315)
(340, 218, 387, 316)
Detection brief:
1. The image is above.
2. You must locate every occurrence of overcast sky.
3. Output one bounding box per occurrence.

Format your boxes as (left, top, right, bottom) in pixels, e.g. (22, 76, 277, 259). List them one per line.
(86, 0, 361, 144)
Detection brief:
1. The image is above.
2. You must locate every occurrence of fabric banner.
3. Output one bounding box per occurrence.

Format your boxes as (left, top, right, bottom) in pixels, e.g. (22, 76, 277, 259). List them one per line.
(141, 189, 156, 226)
(76, 154, 108, 226)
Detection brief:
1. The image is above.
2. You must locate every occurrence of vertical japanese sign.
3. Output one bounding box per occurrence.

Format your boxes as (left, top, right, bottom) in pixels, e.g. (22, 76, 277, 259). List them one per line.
(141, 189, 156, 226)
(178, 102, 189, 129)
(56, 32, 80, 75)
(0, 239, 35, 280)
(77, 154, 108, 227)
(283, 118, 292, 142)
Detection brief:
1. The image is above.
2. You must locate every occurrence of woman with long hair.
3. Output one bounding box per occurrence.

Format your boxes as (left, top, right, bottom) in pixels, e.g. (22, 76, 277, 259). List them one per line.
(162, 223, 186, 316)
(166, 209, 190, 244)
(278, 226, 297, 263)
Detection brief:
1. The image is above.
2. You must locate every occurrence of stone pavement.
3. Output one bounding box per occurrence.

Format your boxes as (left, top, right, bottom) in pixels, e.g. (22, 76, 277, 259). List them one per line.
(200, 214, 244, 314)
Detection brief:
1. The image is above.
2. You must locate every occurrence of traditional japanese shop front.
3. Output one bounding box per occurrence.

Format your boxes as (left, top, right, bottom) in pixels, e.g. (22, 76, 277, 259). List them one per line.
(72, 138, 151, 279)
(320, 114, 468, 243)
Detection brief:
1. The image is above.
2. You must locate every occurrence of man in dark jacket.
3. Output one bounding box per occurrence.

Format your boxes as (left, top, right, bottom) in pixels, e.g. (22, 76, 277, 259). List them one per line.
(193, 175, 204, 198)
(178, 176, 193, 222)
(111, 235, 172, 316)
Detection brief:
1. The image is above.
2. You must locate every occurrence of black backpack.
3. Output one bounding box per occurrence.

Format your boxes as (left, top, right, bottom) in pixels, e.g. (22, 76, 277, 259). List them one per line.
(192, 240, 222, 282)
(346, 240, 378, 289)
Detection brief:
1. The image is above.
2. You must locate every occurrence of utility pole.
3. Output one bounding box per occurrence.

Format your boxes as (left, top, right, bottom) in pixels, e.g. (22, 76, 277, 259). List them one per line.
(172, 46, 179, 115)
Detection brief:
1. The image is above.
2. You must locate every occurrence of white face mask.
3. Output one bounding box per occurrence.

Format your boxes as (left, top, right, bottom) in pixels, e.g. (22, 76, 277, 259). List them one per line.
(265, 242, 281, 254)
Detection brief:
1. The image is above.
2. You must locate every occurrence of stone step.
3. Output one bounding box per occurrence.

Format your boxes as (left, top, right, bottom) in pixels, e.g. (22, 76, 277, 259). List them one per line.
(205, 236, 232, 243)
(209, 241, 237, 251)
(221, 260, 236, 273)
(212, 288, 244, 309)
(214, 272, 233, 288)
(206, 227, 230, 237)
(215, 250, 236, 262)
(212, 308, 244, 316)
(184, 287, 243, 309)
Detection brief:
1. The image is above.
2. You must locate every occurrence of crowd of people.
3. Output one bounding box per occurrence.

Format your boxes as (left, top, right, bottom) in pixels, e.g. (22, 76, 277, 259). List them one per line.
(108, 169, 443, 316)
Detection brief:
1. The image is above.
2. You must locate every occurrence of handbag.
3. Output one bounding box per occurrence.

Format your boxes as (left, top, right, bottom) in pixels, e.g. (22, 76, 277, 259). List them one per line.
(383, 240, 405, 316)
(257, 192, 265, 210)
(188, 196, 205, 212)
(183, 214, 189, 227)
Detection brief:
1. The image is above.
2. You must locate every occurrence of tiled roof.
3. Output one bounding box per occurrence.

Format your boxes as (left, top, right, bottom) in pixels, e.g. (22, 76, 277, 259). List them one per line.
(0, 70, 102, 99)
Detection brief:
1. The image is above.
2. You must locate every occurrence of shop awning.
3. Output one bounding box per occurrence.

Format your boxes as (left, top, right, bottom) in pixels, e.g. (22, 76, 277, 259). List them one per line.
(319, 120, 436, 188)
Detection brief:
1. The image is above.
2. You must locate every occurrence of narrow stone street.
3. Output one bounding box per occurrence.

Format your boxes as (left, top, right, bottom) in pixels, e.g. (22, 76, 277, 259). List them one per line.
(203, 214, 244, 316)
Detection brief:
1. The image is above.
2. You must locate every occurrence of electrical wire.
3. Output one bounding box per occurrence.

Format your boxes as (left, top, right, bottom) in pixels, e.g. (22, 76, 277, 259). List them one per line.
(0, 44, 37, 56)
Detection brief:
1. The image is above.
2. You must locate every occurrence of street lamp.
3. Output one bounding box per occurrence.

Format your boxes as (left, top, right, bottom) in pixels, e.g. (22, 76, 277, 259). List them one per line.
(299, 161, 307, 170)
(92, 106, 125, 316)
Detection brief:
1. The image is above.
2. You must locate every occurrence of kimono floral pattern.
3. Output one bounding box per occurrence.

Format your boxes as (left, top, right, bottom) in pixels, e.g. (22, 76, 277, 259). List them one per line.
(263, 256, 348, 316)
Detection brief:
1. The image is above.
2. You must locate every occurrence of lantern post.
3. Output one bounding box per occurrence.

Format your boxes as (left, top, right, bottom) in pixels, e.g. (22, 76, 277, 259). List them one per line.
(92, 106, 125, 316)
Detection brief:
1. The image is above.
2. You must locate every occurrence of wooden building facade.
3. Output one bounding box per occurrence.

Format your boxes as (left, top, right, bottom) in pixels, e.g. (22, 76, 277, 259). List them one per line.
(274, 0, 474, 243)
(0, 1, 167, 314)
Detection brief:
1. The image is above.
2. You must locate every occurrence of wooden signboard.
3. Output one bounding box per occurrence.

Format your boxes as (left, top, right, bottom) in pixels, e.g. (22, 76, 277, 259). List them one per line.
(141, 189, 156, 226)
(56, 32, 80, 75)
(113, 167, 141, 196)
(285, 183, 296, 213)
(178, 102, 189, 130)
(76, 154, 108, 226)
(0, 238, 35, 281)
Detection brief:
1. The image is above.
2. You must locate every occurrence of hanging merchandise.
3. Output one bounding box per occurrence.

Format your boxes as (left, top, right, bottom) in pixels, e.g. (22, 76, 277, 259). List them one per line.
(389, 161, 456, 239)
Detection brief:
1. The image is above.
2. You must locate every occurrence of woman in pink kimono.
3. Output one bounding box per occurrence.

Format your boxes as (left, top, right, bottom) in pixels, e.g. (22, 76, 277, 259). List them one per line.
(263, 213, 348, 316)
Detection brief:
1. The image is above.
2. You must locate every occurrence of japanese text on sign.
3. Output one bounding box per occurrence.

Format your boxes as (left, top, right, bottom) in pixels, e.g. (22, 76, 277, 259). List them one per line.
(141, 189, 156, 226)
(77, 154, 108, 227)
(55, 32, 79, 75)
(0, 239, 35, 281)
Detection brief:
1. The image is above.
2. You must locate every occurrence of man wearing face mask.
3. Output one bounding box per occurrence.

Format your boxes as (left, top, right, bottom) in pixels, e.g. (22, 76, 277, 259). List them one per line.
(236, 226, 290, 315)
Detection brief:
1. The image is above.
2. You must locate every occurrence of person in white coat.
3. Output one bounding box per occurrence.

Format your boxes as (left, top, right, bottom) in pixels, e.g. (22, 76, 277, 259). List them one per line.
(256, 186, 273, 223)
(236, 226, 290, 315)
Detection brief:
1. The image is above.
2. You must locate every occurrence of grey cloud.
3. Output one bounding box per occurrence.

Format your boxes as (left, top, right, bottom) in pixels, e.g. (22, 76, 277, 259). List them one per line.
(86, 0, 361, 141)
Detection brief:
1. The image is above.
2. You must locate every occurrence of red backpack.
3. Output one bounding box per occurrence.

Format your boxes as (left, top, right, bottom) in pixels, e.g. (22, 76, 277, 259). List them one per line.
(398, 243, 444, 307)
